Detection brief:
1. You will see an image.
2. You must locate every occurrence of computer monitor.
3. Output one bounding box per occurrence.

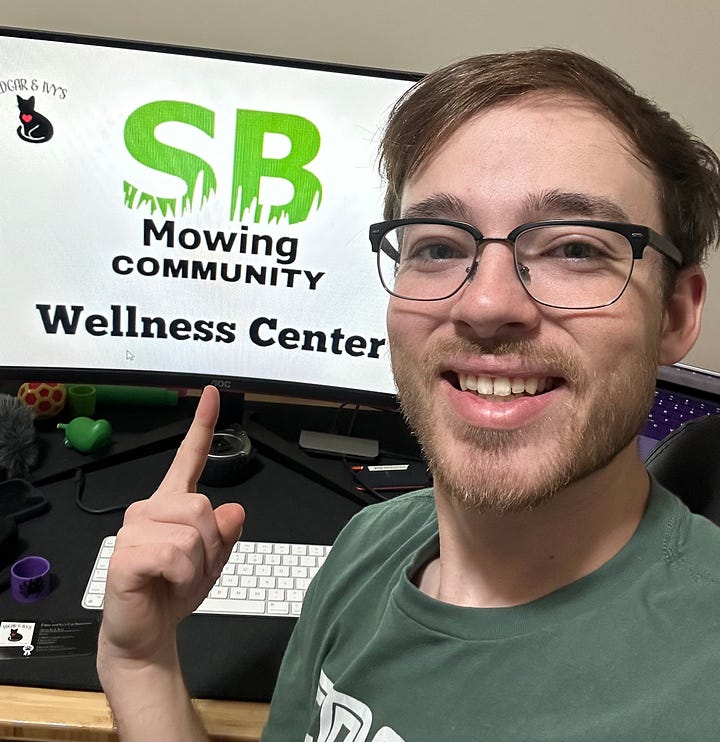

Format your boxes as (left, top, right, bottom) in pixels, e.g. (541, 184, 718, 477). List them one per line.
(3, 27, 719, 426)
(0, 28, 419, 408)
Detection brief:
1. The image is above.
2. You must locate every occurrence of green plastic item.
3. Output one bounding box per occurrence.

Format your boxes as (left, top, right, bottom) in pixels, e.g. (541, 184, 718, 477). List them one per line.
(57, 417, 113, 453)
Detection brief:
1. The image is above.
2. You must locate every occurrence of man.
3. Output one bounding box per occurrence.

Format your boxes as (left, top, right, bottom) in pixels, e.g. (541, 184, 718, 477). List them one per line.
(97, 49, 720, 740)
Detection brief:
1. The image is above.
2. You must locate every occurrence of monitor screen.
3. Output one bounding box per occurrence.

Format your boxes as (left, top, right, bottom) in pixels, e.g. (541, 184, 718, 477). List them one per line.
(0, 28, 419, 406)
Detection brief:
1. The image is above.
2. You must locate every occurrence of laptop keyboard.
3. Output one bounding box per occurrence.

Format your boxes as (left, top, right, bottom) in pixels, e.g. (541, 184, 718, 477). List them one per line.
(642, 388, 720, 442)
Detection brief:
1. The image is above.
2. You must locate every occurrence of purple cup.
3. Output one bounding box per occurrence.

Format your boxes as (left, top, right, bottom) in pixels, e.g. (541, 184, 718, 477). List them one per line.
(11, 556, 51, 603)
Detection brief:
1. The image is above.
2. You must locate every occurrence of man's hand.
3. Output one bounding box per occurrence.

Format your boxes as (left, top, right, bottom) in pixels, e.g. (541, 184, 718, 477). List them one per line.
(98, 385, 246, 665)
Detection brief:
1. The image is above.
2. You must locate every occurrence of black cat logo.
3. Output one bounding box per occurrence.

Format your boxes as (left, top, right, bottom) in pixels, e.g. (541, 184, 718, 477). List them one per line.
(16, 95, 54, 143)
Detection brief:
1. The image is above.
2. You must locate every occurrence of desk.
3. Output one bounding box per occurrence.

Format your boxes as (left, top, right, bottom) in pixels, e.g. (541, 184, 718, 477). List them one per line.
(0, 685, 269, 741)
(0, 391, 419, 739)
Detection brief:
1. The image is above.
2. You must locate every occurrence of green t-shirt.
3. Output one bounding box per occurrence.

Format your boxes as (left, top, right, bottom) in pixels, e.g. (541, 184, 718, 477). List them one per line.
(262, 481, 720, 741)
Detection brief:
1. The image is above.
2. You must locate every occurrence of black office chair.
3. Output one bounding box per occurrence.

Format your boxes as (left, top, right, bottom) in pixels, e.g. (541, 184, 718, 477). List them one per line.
(645, 414, 720, 525)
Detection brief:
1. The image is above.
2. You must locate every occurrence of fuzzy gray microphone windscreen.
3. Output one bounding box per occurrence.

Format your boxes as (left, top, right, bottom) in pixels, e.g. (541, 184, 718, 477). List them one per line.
(0, 394, 39, 480)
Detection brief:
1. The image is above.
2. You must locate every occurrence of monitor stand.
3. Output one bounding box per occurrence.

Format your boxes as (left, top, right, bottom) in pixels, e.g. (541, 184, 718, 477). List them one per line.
(31, 390, 373, 506)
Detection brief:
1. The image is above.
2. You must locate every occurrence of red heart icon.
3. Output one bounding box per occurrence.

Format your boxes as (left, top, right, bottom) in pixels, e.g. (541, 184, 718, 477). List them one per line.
(21, 114, 32, 123)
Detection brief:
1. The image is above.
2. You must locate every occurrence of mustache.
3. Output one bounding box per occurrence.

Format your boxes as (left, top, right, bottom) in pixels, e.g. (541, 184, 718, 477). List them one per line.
(392, 335, 585, 388)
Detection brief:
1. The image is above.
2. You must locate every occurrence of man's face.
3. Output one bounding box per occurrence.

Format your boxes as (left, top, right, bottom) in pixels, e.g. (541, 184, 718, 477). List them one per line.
(387, 95, 670, 512)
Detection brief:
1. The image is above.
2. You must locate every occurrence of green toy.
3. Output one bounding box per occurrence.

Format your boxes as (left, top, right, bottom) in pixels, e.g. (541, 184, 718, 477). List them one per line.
(57, 417, 112, 453)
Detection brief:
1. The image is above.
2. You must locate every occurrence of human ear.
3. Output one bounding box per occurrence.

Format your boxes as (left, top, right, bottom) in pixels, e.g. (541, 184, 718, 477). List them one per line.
(658, 265, 706, 365)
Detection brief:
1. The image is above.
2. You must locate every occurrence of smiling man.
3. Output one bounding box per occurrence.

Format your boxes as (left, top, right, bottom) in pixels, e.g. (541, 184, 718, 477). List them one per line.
(98, 50, 720, 741)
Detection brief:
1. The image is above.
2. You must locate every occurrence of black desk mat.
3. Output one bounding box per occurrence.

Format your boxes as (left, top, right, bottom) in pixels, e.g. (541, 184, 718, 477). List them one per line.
(0, 398, 416, 701)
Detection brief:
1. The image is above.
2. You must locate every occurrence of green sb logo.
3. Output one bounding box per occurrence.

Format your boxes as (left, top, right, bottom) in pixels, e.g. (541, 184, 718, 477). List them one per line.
(123, 101, 322, 224)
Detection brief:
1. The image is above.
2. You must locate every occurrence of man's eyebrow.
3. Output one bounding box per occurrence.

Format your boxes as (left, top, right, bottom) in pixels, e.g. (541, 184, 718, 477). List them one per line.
(401, 194, 473, 222)
(524, 190, 631, 222)
(400, 190, 632, 226)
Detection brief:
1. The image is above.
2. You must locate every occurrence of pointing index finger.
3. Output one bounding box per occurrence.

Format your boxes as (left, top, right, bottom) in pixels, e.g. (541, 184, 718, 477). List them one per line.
(158, 385, 219, 494)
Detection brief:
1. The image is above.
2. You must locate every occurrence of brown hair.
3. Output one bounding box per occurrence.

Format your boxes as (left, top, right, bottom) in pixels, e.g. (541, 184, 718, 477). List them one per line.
(379, 48, 720, 268)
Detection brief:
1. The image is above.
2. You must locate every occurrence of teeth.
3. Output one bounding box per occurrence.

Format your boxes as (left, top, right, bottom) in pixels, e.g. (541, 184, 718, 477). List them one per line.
(493, 377, 512, 396)
(477, 376, 494, 395)
(524, 377, 539, 395)
(458, 374, 553, 396)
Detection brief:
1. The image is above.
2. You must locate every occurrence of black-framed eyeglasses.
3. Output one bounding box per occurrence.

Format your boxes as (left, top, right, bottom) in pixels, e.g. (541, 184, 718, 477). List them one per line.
(369, 218, 683, 310)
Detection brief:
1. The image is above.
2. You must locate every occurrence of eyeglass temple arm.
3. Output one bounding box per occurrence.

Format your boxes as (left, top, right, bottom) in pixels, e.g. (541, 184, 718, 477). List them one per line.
(374, 236, 401, 263)
(645, 228, 683, 266)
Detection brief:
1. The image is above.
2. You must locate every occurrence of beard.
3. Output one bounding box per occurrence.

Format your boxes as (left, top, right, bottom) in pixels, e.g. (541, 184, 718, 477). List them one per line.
(390, 332, 659, 514)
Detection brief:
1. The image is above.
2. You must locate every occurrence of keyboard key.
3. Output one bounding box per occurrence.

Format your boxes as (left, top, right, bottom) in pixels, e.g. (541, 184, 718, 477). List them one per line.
(198, 598, 266, 615)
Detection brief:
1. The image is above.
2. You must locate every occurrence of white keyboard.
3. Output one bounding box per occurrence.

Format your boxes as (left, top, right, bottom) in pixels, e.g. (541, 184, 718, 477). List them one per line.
(82, 535, 331, 618)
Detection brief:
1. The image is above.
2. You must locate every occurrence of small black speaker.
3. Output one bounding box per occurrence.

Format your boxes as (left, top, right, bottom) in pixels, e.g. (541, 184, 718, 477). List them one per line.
(199, 425, 253, 487)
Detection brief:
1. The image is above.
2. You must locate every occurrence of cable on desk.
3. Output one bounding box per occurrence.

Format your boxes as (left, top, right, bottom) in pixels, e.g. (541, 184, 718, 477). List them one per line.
(341, 456, 388, 502)
(331, 404, 423, 461)
(74, 468, 131, 514)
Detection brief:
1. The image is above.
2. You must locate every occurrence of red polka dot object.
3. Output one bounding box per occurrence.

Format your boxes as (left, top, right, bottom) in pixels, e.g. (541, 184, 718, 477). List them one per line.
(17, 382, 67, 418)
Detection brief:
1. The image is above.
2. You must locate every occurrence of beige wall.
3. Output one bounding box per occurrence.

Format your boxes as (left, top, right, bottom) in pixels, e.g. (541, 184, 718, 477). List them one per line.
(4, 0, 719, 371)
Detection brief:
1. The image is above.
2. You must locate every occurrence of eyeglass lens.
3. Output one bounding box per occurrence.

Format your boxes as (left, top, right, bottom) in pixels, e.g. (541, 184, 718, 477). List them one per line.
(377, 222, 634, 308)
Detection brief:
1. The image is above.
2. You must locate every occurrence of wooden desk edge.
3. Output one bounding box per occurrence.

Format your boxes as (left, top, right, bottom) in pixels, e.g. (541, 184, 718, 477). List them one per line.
(0, 686, 269, 742)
